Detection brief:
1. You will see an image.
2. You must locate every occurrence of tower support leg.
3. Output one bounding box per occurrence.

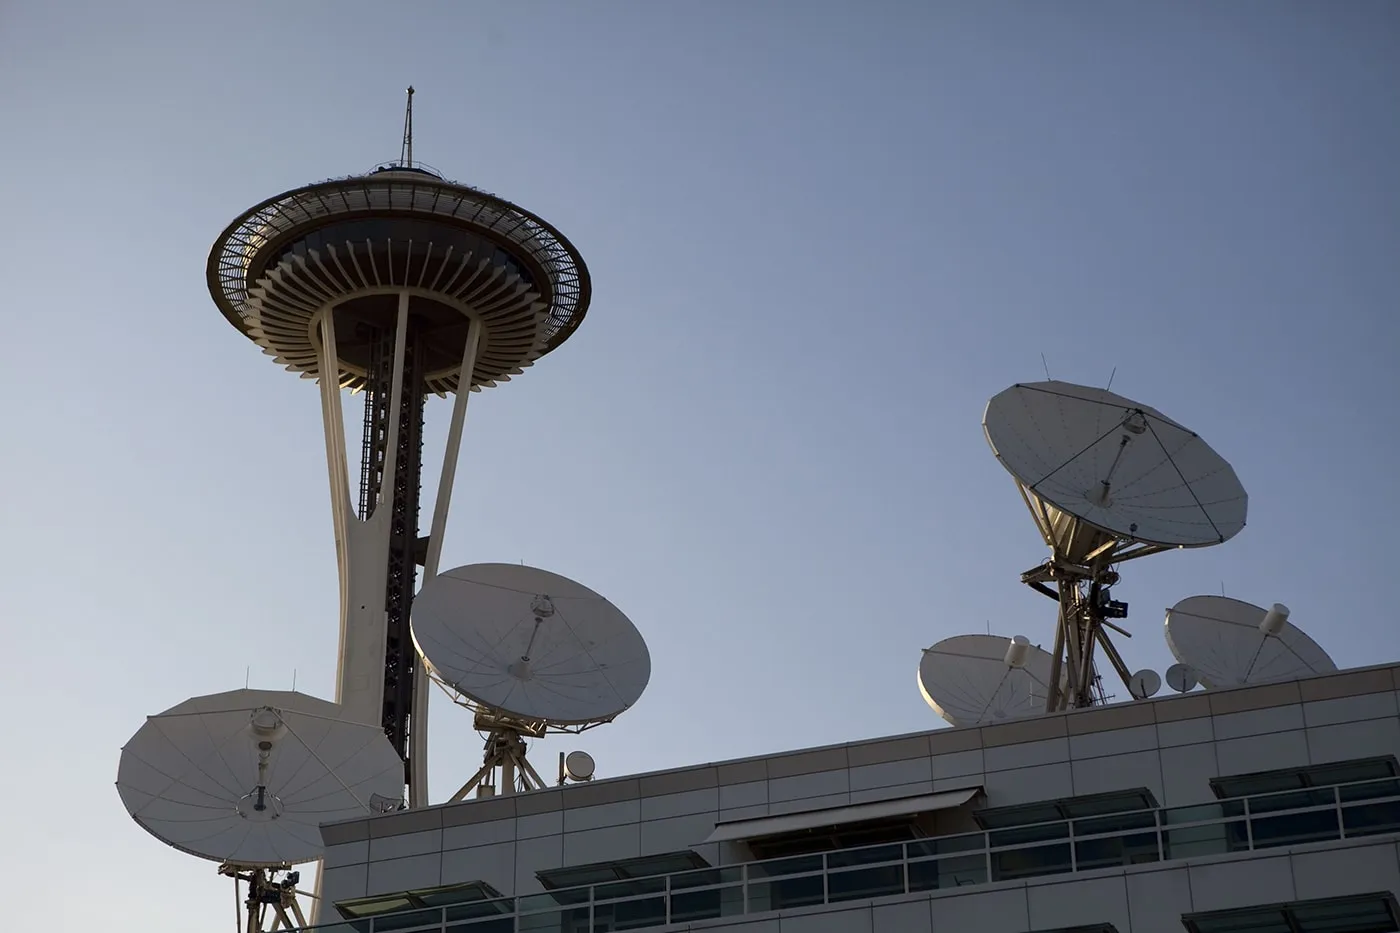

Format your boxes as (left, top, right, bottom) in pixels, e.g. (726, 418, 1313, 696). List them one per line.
(408, 315, 483, 809)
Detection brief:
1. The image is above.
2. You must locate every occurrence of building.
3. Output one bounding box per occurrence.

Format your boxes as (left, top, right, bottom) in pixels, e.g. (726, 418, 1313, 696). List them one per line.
(306, 660, 1400, 933)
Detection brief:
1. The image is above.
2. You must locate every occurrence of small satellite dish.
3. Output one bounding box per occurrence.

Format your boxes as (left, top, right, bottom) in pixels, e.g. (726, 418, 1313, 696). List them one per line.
(413, 563, 652, 725)
(1127, 669, 1162, 700)
(984, 381, 1248, 547)
(1165, 662, 1199, 693)
(564, 750, 596, 782)
(918, 634, 1055, 727)
(1165, 595, 1337, 689)
(116, 689, 405, 867)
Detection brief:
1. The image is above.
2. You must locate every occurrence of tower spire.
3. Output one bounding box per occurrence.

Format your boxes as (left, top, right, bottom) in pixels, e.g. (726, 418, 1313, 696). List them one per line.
(400, 86, 415, 168)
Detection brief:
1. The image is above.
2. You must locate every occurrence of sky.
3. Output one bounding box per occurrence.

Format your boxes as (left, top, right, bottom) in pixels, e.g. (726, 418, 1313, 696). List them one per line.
(1, 1, 1398, 929)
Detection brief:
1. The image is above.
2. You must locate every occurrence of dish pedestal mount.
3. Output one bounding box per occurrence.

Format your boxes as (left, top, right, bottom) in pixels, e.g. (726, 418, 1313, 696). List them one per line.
(219, 863, 310, 933)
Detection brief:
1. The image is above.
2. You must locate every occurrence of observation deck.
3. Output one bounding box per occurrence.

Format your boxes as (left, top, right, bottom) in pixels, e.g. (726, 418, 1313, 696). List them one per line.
(206, 165, 591, 395)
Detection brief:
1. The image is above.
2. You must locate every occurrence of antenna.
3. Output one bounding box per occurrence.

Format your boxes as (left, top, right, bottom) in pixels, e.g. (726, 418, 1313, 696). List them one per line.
(1165, 595, 1336, 688)
(1105, 367, 1116, 392)
(413, 563, 651, 801)
(116, 689, 404, 933)
(982, 380, 1249, 711)
(400, 86, 415, 167)
(919, 634, 1056, 726)
(1040, 353, 1052, 380)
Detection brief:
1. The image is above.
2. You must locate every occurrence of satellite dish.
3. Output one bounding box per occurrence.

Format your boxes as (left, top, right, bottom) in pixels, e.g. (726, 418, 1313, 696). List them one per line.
(1164, 595, 1337, 689)
(918, 634, 1055, 727)
(414, 563, 650, 801)
(1127, 668, 1162, 700)
(982, 380, 1249, 713)
(414, 563, 651, 725)
(984, 381, 1248, 548)
(116, 689, 405, 867)
(564, 750, 596, 782)
(1165, 662, 1199, 693)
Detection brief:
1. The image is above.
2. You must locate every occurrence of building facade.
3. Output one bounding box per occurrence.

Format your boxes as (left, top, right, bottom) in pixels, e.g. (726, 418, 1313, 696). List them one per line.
(308, 662, 1400, 933)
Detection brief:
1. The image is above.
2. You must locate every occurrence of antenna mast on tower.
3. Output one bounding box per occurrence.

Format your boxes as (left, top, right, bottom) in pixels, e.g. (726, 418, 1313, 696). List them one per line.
(400, 86, 415, 168)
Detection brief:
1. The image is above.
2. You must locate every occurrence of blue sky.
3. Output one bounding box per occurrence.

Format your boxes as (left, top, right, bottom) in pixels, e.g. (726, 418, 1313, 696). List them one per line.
(2, 1, 1397, 929)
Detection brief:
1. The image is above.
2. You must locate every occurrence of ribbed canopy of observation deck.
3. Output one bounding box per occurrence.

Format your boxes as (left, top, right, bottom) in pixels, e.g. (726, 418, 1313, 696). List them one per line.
(206, 168, 590, 392)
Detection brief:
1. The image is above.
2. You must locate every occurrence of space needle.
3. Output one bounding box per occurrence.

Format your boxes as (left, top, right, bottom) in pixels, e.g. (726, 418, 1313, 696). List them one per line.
(205, 88, 590, 807)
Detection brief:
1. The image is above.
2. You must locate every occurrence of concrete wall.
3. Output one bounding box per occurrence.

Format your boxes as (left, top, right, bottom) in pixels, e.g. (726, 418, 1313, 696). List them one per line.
(318, 663, 1400, 909)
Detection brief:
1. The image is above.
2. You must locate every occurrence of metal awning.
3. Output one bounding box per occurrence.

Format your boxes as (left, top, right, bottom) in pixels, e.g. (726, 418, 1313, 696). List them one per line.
(703, 787, 982, 845)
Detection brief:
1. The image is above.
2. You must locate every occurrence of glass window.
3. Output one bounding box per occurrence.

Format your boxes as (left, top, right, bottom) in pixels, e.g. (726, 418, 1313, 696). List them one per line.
(907, 853, 987, 892)
(1213, 772, 1306, 799)
(1309, 759, 1400, 787)
(337, 896, 414, 918)
(747, 854, 823, 880)
(1074, 810, 1157, 836)
(536, 851, 709, 890)
(594, 877, 666, 901)
(1163, 821, 1250, 860)
(1211, 757, 1399, 800)
(446, 919, 512, 933)
(372, 907, 442, 931)
(531, 888, 589, 909)
(975, 789, 1157, 829)
(1075, 831, 1161, 871)
(1161, 800, 1246, 825)
(990, 822, 1070, 847)
(1248, 788, 1336, 814)
(1060, 790, 1156, 819)
(669, 867, 742, 890)
(1184, 893, 1400, 933)
(669, 885, 743, 925)
(446, 901, 516, 923)
(315, 922, 372, 933)
(1340, 779, 1400, 803)
(826, 863, 905, 903)
(976, 803, 1062, 828)
(826, 842, 904, 868)
(1291, 895, 1399, 932)
(1249, 810, 1340, 849)
(517, 904, 589, 933)
(747, 875, 824, 912)
(417, 882, 508, 908)
(990, 842, 1073, 882)
(590, 895, 667, 932)
(335, 880, 508, 922)
(1342, 800, 1400, 838)
(907, 831, 986, 858)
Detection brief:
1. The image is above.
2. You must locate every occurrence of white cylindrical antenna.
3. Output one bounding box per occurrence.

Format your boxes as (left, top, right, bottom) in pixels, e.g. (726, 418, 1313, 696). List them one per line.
(1259, 603, 1290, 636)
(1004, 635, 1031, 669)
(249, 707, 286, 741)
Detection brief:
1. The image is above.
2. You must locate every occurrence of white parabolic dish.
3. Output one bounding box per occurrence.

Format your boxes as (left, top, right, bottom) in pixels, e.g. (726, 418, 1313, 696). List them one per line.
(413, 563, 652, 725)
(918, 634, 1055, 727)
(983, 381, 1248, 547)
(116, 689, 404, 867)
(1164, 595, 1337, 688)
